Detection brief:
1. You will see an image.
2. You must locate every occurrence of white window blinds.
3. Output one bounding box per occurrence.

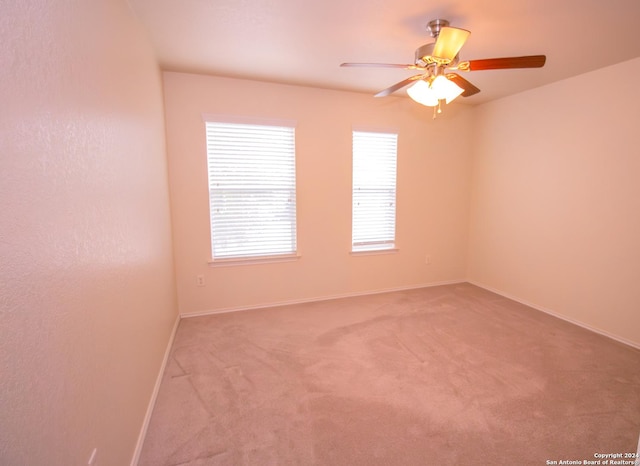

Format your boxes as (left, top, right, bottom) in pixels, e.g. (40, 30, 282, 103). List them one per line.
(205, 120, 297, 260)
(352, 131, 398, 252)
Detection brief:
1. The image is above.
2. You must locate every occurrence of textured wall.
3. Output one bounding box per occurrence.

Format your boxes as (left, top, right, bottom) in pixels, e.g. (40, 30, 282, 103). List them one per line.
(467, 57, 640, 348)
(0, 1, 178, 464)
(163, 72, 474, 315)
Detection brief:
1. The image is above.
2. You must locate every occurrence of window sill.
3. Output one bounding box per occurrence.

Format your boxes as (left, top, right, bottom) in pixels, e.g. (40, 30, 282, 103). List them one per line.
(208, 253, 301, 267)
(350, 248, 399, 256)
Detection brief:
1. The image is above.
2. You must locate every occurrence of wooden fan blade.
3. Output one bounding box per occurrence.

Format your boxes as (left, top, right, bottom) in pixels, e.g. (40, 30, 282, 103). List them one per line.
(446, 73, 481, 97)
(463, 55, 546, 71)
(432, 27, 470, 62)
(340, 62, 420, 70)
(375, 74, 425, 97)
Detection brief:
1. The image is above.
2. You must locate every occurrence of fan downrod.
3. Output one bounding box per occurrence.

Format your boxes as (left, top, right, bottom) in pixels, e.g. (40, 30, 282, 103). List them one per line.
(427, 19, 449, 39)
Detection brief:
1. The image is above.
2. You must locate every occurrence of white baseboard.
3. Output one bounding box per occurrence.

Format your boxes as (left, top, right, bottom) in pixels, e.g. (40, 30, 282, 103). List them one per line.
(130, 313, 181, 466)
(468, 280, 640, 351)
(181, 279, 466, 319)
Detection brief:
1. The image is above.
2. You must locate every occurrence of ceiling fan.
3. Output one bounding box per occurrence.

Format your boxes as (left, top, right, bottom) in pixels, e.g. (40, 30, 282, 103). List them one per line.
(341, 19, 546, 117)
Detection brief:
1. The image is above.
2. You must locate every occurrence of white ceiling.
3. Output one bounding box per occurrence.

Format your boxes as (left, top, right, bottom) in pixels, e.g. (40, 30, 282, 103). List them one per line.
(128, 0, 640, 106)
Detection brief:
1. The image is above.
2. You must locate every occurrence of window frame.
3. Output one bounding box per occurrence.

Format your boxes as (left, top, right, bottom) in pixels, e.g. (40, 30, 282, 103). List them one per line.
(203, 115, 299, 266)
(351, 129, 399, 254)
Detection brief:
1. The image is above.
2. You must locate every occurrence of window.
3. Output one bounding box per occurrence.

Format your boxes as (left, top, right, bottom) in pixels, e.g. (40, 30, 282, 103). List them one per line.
(205, 119, 297, 261)
(352, 130, 398, 252)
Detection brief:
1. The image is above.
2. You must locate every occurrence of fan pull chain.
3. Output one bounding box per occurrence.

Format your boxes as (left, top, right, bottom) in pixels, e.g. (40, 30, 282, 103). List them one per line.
(432, 100, 443, 119)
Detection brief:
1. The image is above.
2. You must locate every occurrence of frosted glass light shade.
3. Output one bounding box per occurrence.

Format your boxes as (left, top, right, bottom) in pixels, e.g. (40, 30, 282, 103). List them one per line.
(430, 75, 464, 103)
(406, 80, 438, 107)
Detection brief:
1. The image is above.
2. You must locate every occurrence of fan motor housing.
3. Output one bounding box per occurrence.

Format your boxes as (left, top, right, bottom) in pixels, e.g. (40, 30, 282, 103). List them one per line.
(414, 43, 459, 68)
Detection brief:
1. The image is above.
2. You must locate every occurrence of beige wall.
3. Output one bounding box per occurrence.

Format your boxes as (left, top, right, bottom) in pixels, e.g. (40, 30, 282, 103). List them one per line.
(0, 1, 178, 465)
(163, 72, 474, 315)
(468, 57, 640, 347)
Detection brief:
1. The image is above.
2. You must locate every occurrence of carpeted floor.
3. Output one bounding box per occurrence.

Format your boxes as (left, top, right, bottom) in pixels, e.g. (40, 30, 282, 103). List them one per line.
(138, 283, 640, 466)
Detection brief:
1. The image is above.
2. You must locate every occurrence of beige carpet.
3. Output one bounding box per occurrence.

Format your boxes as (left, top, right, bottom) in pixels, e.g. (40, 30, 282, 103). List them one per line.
(138, 283, 640, 466)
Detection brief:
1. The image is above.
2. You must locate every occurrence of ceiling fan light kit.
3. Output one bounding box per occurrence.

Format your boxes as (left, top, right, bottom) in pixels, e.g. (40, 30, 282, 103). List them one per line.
(407, 71, 464, 112)
(340, 18, 546, 118)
